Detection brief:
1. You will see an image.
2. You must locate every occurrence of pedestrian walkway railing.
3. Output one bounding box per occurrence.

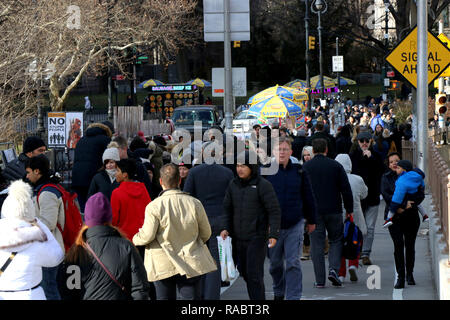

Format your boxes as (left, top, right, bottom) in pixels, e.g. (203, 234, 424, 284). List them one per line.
(402, 132, 450, 260)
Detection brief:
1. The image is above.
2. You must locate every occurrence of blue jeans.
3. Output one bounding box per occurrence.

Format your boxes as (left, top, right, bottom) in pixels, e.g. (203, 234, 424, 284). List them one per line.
(268, 219, 305, 300)
(42, 265, 61, 300)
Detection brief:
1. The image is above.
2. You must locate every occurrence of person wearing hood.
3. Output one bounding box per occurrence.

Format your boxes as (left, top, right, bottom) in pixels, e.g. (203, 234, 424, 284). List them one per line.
(87, 146, 120, 201)
(0, 180, 64, 300)
(84, 96, 92, 112)
(72, 122, 113, 212)
(221, 150, 281, 300)
(58, 192, 149, 300)
(335, 154, 368, 283)
(110, 158, 151, 242)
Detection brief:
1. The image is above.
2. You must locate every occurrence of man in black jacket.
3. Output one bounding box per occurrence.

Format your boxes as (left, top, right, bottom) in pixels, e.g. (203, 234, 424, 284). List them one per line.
(303, 138, 353, 287)
(306, 121, 337, 159)
(183, 142, 234, 300)
(264, 137, 317, 300)
(3, 136, 47, 183)
(349, 131, 385, 265)
(221, 150, 281, 300)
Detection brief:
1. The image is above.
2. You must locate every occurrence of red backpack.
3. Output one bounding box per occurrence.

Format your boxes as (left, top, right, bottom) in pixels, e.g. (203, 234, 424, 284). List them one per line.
(37, 184, 83, 252)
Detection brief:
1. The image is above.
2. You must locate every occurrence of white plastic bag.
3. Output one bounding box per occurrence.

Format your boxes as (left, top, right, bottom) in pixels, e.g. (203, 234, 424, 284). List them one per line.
(217, 236, 237, 282)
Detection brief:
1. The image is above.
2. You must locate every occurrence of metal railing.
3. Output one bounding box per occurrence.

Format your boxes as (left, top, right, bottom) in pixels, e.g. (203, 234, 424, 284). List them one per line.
(15, 112, 109, 134)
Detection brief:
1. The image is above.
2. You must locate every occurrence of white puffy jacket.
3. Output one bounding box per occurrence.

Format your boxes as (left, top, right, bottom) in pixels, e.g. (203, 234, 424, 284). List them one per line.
(0, 218, 64, 300)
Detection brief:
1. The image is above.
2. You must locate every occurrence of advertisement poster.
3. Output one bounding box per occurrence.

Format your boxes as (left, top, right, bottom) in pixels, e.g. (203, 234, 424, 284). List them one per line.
(47, 112, 66, 147)
(65, 112, 83, 149)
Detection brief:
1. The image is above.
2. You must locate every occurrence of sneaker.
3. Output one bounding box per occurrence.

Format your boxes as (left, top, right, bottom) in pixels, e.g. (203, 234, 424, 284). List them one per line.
(422, 214, 429, 223)
(348, 266, 358, 282)
(383, 219, 393, 228)
(314, 282, 325, 288)
(328, 270, 342, 287)
(361, 256, 372, 265)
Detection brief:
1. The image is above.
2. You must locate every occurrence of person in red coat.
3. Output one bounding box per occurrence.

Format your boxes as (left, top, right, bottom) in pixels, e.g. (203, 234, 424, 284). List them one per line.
(111, 158, 151, 241)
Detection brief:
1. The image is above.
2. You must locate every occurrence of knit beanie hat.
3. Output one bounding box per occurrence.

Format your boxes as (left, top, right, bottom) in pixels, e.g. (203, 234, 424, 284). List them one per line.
(23, 136, 46, 154)
(102, 147, 120, 163)
(397, 160, 413, 172)
(1, 180, 36, 222)
(84, 192, 112, 227)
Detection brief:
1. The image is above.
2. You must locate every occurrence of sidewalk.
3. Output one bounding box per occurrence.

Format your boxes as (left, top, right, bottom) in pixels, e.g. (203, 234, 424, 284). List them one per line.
(220, 200, 437, 300)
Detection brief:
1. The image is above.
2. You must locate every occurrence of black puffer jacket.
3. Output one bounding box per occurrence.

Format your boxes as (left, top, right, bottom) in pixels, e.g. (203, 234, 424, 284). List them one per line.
(72, 123, 112, 188)
(87, 170, 119, 200)
(58, 225, 149, 300)
(349, 147, 385, 209)
(2, 153, 28, 182)
(223, 166, 281, 241)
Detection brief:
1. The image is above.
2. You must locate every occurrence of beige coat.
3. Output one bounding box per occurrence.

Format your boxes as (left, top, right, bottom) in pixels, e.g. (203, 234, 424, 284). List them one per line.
(133, 189, 217, 282)
(33, 190, 65, 252)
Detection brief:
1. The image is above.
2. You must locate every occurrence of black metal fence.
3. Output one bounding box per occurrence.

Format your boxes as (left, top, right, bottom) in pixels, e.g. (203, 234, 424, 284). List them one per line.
(15, 111, 109, 134)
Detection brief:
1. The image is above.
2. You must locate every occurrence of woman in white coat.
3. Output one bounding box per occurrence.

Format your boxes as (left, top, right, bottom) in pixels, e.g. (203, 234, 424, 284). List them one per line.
(0, 180, 64, 300)
(335, 154, 368, 283)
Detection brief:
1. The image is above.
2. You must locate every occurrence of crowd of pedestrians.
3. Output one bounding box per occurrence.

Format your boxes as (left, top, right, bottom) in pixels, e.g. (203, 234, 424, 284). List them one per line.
(0, 97, 428, 300)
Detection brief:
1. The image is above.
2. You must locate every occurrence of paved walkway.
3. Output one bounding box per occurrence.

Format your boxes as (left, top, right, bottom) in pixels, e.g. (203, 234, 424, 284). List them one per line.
(220, 200, 437, 300)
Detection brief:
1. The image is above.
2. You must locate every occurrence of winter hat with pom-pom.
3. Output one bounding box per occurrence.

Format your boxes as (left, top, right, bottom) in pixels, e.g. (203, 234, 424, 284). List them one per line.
(1, 180, 36, 222)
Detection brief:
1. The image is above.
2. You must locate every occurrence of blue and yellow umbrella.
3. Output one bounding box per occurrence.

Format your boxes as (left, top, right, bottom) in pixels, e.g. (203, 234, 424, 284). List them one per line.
(284, 79, 308, 89)
(186, 78, 211, 87)
(247, 95, 305, 119)
(333, 76, 356, 86)
(138, 79, 165, 88)
(247, 85, 308, 105)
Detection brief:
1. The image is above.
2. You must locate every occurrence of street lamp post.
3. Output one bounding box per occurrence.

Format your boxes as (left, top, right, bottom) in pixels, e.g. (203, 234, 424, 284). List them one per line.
(305, 0, 311, 110)
(311, 0, 327, 101)
(383, 0, 390, 101)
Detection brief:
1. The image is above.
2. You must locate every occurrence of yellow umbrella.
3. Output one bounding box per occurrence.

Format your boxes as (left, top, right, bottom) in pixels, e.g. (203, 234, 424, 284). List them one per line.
(247, 85, 308, 105)
(248, 95, 306, 119)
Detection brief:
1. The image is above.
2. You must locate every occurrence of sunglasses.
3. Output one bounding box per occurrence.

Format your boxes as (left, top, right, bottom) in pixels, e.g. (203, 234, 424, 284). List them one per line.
(359, 138, 370, 143)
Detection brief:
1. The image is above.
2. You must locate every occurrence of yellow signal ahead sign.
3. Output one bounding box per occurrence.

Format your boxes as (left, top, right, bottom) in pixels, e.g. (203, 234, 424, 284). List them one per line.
(385, 26, 450, 89)
(438, 33, 450, 77)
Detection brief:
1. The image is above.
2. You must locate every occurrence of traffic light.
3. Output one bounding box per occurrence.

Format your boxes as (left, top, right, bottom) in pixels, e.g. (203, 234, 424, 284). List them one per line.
(308, 36, 315, 50)
(435, 93, 447, 114)
(233, 41, 241, 48)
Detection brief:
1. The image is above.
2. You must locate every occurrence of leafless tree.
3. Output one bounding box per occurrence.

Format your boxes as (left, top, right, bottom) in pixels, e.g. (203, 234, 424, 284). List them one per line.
(0, 0, 200, 141)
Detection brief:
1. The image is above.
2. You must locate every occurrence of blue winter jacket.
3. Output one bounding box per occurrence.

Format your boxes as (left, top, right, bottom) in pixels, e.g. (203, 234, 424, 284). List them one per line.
(389, 170, 425, 212)
(264, 161, 317, 229)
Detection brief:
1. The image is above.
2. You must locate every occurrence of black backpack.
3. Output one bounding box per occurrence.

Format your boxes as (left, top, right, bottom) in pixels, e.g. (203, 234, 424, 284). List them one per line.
(342, 217, 363, 260)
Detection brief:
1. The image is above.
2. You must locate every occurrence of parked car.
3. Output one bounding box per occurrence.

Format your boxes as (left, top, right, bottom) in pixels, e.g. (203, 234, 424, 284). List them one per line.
(172, 105, 223, 135)
(232, 110, 259, 133)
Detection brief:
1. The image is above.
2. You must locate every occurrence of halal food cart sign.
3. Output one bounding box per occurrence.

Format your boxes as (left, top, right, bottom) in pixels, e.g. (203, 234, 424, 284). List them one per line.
(385, 26, 450, 89)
